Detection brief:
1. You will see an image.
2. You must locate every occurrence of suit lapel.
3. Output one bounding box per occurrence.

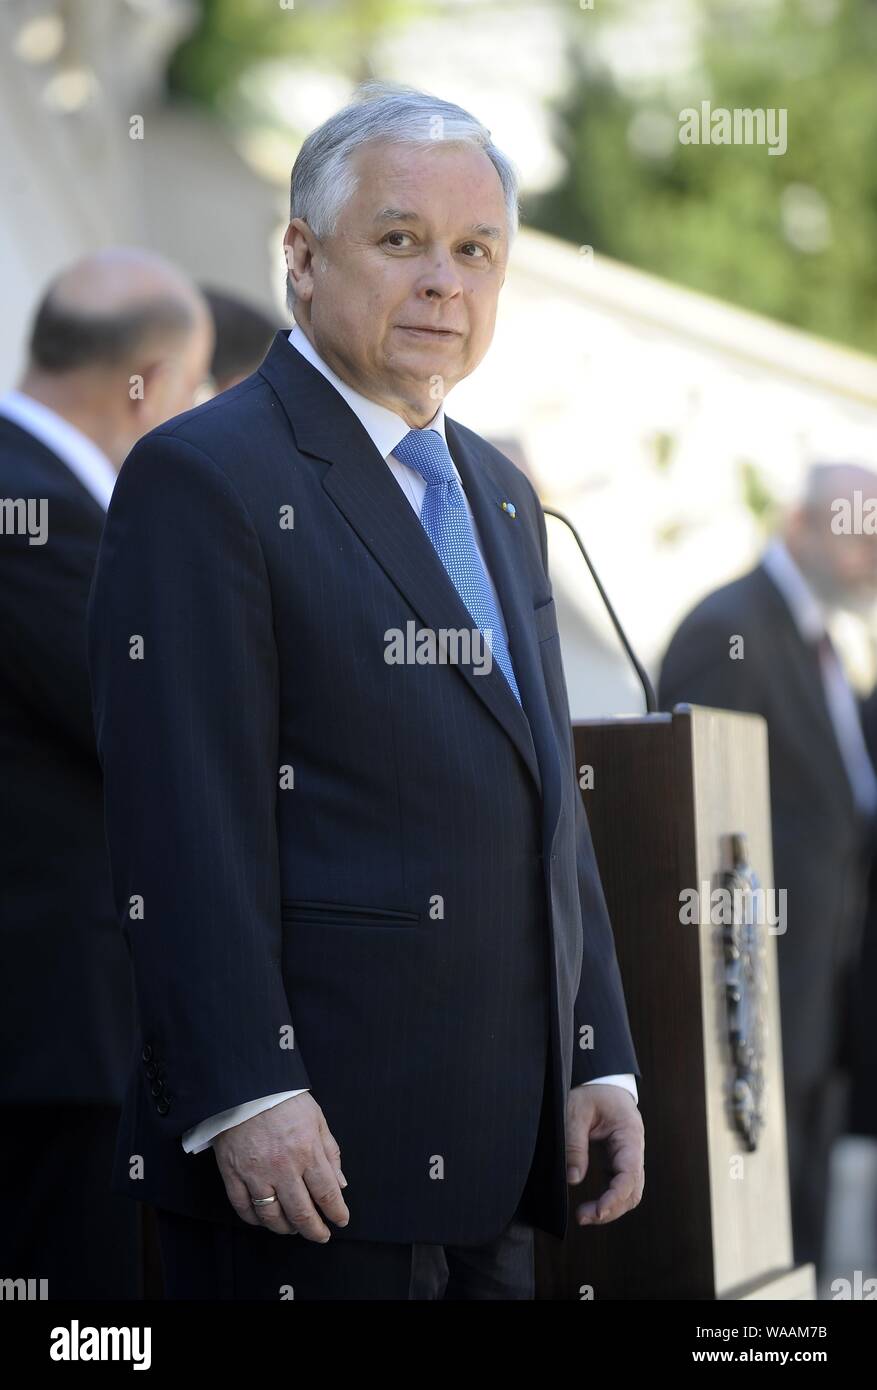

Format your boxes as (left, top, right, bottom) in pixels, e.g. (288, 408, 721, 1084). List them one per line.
(445, 418, 562, 834)
(259, 334, 550, 806)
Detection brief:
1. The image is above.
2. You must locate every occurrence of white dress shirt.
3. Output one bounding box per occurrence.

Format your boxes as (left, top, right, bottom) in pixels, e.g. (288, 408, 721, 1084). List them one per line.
(182, 328, 637, 1155)
(0, 389, 117, 512)
(762, 538, 877, 815)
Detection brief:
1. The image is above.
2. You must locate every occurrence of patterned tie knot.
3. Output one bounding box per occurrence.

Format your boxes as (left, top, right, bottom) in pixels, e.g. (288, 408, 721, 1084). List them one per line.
(393, 428, 458, 491)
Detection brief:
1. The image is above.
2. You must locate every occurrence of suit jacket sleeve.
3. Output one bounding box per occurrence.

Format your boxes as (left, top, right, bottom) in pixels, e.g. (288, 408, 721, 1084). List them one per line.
(658, 609, 764, 717)
(530, 484, 640, 1086)
(88, 430, 310, 1136)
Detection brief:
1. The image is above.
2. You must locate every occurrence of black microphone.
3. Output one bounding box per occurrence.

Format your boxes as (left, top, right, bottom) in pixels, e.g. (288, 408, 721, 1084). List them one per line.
(541, 505, 658, 715)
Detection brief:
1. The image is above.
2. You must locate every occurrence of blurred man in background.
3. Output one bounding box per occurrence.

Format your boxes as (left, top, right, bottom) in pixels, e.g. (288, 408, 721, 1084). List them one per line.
(659, 463, 877, 1275)
(201, 286, 280, 395)
(0, 248, 213, 1298)
(846, 686, 877, 1260)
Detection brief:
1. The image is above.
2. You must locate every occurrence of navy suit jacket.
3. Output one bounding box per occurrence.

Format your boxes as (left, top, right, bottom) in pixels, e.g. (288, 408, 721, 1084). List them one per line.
(88, 331, 639, 1243)
(0, 418, 133, 1105)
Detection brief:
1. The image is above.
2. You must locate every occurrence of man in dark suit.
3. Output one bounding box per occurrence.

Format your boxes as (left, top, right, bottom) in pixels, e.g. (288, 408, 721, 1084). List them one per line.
(848, 688, 877, 1144)
(201, 286, 279, 395)
(0, 249, 213, 1298)
(88, 83, 643, 1301)
(659, 463, 877, 1274)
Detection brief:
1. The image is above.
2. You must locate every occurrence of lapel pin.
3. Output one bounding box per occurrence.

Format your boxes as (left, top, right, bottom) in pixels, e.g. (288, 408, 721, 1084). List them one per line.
(499, 500, 517, 518)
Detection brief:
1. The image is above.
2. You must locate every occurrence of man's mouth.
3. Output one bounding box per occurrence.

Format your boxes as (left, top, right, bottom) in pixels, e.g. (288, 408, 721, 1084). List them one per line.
(396, 326, 461, 337)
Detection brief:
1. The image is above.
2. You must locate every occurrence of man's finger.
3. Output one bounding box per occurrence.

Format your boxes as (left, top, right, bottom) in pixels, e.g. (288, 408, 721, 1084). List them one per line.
(302, 1153, 350, 1228)
(574, 1166, 637, 1225)
(250, 1191, 297, 1236)
(565, 1119, 592, 1185)
(220, 1165, 284, 1230)
(275, 1173, 334, 1242)
(224, 1174, 262, 1228)
(320, 1129, 347, 1189)
(574, 1132, 644, 1225)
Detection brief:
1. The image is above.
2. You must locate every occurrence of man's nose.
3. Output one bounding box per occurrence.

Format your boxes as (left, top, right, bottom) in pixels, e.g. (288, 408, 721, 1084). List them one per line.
(418, 250, 463, 297)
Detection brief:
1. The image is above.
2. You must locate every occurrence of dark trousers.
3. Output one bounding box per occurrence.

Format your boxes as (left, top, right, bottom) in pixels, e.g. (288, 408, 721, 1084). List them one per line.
(155, 1205, 535, 1300)
(0, 1103, 145, 1300)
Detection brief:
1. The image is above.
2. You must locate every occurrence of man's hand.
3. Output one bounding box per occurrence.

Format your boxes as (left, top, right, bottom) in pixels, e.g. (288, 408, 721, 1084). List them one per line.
(565, 1084, 644, 1226)
(213, 1093, 349, 1240)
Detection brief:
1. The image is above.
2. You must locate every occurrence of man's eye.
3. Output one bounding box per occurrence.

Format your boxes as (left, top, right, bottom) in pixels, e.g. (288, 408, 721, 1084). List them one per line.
(460, 242, 488, 260)
(384, 231, 414, 248)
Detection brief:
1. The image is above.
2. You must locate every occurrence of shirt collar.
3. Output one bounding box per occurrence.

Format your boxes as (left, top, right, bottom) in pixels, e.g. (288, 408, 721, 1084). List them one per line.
(287, 324, 449, 463)
(0, 389, 117, 512)
(762, 537, 826, 641)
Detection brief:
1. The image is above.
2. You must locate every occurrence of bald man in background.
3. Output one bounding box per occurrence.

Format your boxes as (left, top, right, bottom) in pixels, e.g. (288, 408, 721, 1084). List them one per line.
(659, 464, 877, 1277)
(0, 249, 212, 1299)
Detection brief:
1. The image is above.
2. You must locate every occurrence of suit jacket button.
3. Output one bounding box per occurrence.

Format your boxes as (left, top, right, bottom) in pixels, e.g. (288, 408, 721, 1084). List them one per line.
(141, 1044, 153, 1063)
(156, 1098, 170, 1116)
(150, 1081, 164, 1097)
(145, 1063, 158, 1079)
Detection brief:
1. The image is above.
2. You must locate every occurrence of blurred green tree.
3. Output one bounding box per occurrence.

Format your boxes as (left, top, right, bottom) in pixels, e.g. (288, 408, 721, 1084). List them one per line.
(169, 0, 421, 101)
(530, 0, 877, 355)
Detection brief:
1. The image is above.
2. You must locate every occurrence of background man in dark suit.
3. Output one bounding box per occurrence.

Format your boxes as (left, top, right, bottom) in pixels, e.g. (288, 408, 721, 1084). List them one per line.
(659, 463, 877, 1274)
(847, 686, 877, 1249)
(200, 286, 279, 395)
(0, 249, 213, 1298)
(88, 82, 643, 1301)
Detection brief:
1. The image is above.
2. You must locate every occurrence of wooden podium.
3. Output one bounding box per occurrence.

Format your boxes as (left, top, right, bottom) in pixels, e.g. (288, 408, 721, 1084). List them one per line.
(535, 704, 816, 1300)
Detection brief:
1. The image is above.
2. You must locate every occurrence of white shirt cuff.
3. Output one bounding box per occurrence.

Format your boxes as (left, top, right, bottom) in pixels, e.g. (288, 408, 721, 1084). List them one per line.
(579, 1073, 638, 1104)
(181, 1089, 309, 1154)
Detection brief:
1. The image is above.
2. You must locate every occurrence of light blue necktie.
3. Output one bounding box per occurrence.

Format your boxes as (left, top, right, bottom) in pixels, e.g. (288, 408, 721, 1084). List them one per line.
(392, 428, 522, 704)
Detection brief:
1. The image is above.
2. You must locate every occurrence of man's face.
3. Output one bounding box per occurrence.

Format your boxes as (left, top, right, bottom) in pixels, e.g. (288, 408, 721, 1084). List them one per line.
(794, 503, 877, 613)
(285, 140, 509, 426)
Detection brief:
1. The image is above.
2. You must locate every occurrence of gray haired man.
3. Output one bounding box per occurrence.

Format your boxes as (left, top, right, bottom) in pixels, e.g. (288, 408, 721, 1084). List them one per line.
(88, 82, 643, 1301)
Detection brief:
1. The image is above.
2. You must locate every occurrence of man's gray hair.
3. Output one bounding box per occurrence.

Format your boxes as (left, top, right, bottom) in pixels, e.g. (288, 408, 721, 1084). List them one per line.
(287, 81, 520, 307)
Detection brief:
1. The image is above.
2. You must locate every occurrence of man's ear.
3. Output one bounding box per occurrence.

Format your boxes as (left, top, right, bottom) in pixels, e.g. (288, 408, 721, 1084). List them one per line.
(129, 358, 171, 421)
(285, 219, 316, 305)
